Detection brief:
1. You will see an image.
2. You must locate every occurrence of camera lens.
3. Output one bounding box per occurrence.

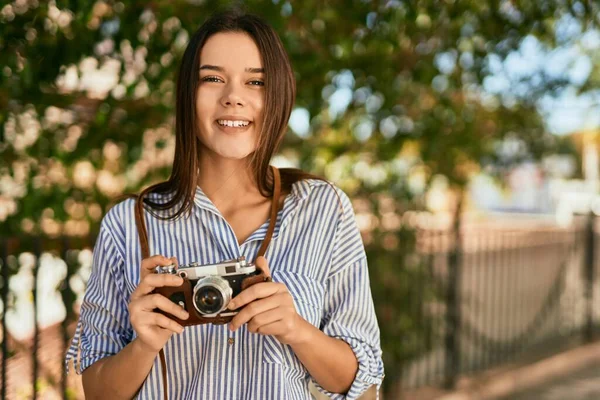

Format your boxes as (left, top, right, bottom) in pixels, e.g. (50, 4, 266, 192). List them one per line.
(192, 276, 232, 315)
(195, 287, 223, 314)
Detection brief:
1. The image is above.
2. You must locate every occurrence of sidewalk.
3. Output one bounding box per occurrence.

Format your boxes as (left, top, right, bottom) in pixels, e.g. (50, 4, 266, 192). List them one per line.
(501, 362, 600, 400)
(436, 340, 600, 400)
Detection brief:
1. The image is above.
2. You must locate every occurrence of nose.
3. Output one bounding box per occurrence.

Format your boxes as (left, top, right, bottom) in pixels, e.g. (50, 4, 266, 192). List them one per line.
(220, 82, 245, 108)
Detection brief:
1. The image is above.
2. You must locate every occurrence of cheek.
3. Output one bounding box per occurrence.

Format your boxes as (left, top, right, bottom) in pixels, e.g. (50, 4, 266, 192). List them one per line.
(196, 89, 217, 115)
(253, 99, 265, 126)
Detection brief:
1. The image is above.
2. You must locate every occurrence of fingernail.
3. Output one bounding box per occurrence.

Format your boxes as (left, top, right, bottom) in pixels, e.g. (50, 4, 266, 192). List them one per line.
(227, 301, 235, 310)
(178, 326, 184, 334)
(229, 324, 235, 331)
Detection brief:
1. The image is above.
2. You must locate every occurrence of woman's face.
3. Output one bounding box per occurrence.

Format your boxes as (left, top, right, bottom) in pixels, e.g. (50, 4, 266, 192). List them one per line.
(195, 32, 265, 160)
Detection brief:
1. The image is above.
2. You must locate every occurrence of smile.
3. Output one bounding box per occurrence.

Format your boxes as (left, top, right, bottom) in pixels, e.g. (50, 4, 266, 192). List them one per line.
(217, 120, 251, 127)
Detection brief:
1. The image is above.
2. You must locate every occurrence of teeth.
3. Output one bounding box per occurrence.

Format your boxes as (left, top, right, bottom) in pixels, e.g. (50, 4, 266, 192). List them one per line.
(217, 120, 250, 127)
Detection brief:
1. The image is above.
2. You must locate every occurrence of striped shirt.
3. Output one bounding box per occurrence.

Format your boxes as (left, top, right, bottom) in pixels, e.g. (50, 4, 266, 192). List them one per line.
(65, 178, 384, 399)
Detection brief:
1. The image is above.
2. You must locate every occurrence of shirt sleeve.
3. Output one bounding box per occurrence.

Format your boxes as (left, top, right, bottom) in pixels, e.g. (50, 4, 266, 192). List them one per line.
(64, 222, 133, 375)
(313, 189, 385, 399)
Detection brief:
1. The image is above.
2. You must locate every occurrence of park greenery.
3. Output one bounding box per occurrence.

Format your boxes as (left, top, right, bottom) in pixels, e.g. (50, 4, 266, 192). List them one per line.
(1, 0, 600, 393)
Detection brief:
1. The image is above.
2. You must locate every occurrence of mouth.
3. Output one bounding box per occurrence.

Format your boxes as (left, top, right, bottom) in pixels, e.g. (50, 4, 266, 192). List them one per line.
(214, 119, 253, 133)
(216, 119, 252, 128)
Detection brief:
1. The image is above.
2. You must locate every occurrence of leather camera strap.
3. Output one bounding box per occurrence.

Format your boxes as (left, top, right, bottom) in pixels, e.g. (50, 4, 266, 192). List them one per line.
(134, 166, 281, 400)
(258, 165, 280, 258)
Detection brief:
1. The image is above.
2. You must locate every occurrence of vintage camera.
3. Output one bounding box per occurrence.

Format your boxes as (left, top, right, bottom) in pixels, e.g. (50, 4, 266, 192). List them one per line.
(154, 256, 269, 326)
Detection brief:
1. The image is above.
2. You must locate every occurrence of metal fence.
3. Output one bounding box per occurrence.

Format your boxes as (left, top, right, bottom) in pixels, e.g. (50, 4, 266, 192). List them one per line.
(0, 236, 96, 400)
(1, 214, 599, 398)
(401, 213, 599, 390)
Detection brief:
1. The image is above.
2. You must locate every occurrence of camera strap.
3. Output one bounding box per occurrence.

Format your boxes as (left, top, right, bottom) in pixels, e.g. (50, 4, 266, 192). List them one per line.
(134, 165, 281, 400)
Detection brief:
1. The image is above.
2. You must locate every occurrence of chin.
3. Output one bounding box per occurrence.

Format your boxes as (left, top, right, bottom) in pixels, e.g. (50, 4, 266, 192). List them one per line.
(213, 147, 255, 160)
(221, 153, 252, 160)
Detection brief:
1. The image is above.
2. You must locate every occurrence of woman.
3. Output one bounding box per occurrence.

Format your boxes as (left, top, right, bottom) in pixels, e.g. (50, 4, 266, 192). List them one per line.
(66, 9, 384, 400)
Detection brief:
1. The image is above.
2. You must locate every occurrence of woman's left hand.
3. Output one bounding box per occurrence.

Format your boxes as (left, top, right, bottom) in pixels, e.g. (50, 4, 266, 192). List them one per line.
(228, 256, 310, 345)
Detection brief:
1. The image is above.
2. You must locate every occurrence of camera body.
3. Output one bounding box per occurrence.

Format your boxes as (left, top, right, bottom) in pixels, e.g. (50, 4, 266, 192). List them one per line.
(154, 256, 269, 326)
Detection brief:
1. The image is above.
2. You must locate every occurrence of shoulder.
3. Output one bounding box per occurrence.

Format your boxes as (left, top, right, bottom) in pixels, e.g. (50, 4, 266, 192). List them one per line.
(291, 179, 355, 230)
(101, 190, 175, 227)
(94, 197, 140, 251)
(293, 179, 352, 211)
(293, 180, 365, 270)
(86, 198, 137, 263)
(101, 197, 136, 230)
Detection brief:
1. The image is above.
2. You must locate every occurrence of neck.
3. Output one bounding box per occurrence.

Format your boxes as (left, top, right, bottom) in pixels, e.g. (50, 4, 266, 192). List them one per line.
(196, 153, 264, 211)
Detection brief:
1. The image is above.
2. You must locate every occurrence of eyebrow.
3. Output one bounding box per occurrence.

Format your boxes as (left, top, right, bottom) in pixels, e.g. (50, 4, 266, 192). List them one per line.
(199, 65, 265, 73)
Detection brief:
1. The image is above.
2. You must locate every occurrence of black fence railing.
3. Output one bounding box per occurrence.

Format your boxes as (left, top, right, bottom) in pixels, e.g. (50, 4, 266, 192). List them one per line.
(0, 236, 96, 400)
(400, 213, 599, 390)
(0, 214, 599, 398)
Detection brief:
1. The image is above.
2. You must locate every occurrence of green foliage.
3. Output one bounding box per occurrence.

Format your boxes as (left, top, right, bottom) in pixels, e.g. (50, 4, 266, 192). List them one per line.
(367, 227, 442, 388)
(2, 1, 598, 232)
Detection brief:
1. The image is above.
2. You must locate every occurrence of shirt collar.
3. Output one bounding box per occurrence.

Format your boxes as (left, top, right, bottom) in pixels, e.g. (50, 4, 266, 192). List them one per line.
(192, 179, 314, 213)
(192, 186, 221, 215)
(191, 179, 318, 244)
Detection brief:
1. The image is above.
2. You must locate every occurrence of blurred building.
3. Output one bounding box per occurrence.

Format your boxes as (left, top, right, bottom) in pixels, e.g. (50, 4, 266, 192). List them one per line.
(466, 130, 600, 222)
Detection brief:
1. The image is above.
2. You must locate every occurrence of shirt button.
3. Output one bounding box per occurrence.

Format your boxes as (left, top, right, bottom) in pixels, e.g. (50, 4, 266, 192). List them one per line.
(228, 338, 235, 345)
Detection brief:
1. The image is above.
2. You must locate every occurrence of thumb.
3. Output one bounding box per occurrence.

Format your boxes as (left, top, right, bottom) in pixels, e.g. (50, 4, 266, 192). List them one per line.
(140, 255, 176, 280)
(255, 256, 271, 278)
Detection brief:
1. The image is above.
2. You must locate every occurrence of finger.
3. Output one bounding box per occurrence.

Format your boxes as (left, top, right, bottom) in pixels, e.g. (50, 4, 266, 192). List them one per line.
(246, 308, 285, 333)
(141, 255, 176, 271)
(228, 282, 282, 310)
(140, 255, 177, 278)
(252, 320, 287, 336)
(255, 256, 271, 277)
(229, 296, 280, 330)
(142, 293, 189, 320)
(148, 312, 185, 334)
(131, 273, 184, 301)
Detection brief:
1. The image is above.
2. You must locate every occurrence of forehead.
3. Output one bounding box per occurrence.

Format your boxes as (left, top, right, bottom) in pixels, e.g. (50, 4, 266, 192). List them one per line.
(199, 32, 263, 69)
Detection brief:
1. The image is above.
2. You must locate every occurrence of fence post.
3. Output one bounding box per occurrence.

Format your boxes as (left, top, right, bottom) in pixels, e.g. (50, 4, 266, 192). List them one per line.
(1, 238, 8, 400)
(585, 212, 596, 342)
(32, 238, 40, 400)
(445, 197, 462, 388)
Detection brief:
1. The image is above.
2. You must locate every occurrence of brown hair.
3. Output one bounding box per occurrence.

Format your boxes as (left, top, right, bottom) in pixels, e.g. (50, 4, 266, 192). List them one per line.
(141, 8, 328, 218)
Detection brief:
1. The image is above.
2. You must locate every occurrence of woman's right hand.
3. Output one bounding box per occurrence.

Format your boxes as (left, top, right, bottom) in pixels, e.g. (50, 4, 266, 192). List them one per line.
(129, 255, 189, 353)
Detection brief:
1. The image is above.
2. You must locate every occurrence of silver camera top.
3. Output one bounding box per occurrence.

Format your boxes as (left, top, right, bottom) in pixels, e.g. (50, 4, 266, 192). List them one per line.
(155, 256, 256, 279)
(155, 263, 177, 275)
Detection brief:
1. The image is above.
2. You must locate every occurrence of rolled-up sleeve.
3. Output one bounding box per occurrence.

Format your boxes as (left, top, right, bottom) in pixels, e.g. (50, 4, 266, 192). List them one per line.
(65, 222, 133, 375)
(314, 189, 385, 399)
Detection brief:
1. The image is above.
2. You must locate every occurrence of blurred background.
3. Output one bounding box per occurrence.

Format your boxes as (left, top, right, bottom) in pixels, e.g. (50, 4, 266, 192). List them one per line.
(2, 0, 600, 399)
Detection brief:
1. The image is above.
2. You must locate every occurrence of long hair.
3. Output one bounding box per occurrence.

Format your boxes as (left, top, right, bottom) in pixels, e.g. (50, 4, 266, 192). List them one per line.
(141, 9, 327, 218)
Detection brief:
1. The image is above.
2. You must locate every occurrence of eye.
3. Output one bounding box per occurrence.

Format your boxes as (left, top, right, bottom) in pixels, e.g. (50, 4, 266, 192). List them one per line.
(248, 80, 264, 86)
(201, 76, 223, 83)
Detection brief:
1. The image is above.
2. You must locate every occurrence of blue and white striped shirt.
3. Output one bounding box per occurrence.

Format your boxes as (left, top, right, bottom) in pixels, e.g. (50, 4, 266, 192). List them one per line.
(66, 178, 384, 399)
